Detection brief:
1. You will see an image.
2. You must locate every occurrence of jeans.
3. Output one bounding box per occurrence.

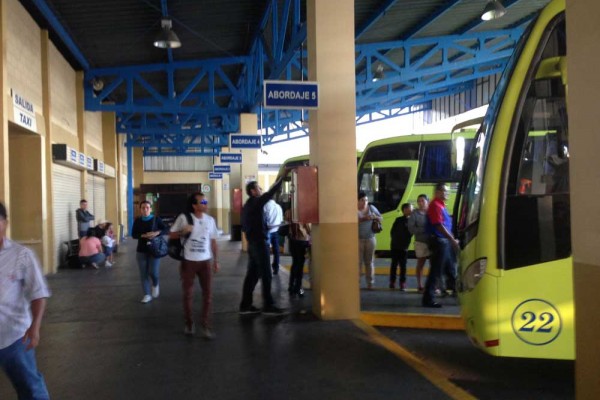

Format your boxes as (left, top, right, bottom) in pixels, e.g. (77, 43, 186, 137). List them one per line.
(136, 252, 160, 296)
(268, 232, 280, 273)
(79, 253, 106, 266)
(0, 339, 50, 400)
(289, 240, 310, 294)
(358, 237, 376, 286)
(240, 240, 274, 308)
(180, 259, 213, 329)
(422, 237, 456, 305)
(389, 248, 408, 284)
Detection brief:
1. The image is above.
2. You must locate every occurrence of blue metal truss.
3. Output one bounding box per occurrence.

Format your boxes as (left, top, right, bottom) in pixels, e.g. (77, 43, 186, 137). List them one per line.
(30, 0, 528, 153)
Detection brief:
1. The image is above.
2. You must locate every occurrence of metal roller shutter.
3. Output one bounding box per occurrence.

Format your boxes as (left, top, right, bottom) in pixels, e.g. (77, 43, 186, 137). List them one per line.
(86, 175, 95, 219)
(93, 176, 106, 223)
(52, 164, 81, 267)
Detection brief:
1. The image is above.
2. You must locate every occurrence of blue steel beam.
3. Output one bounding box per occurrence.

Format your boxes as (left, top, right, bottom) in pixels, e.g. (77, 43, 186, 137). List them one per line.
(31, 0, 90, 70)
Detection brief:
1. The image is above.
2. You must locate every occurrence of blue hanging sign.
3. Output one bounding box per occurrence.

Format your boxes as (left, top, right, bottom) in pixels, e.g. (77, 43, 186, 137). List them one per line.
(230, 135, 261, 149)
(213, 165, 231, 174)
(264, 80, 319, 109)
(208, 172, 223, 180)
(220, 153, 243, 163)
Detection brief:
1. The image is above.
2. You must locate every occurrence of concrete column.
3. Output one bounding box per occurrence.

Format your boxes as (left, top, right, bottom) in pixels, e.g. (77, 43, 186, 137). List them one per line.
(231, 113, 259, 250)
(75, 71, 87, 198)
(40, 30, 53, 272)
(0, 0, 9, 204)
(102, 112, 119, 228)
(307, 0, 359, 319)
(566, 1, 600, 398)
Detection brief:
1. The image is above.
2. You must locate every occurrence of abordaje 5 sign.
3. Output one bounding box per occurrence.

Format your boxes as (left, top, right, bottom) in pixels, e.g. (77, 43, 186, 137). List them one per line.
(264, 80, 319, 109)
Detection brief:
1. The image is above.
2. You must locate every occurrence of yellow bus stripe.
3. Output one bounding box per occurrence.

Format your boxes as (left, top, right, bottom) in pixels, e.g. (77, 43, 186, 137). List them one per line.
(352, 319, 477, 400)
(361, 311, 465, 330)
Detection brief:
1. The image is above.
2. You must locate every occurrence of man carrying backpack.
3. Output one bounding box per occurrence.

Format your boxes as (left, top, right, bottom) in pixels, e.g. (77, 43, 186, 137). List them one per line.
(169, 192, 219, 339)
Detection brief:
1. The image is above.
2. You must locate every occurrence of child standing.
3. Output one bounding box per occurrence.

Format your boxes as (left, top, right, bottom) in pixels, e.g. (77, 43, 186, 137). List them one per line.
(389, 203, 413, 290)
(101, 222, 116, 267)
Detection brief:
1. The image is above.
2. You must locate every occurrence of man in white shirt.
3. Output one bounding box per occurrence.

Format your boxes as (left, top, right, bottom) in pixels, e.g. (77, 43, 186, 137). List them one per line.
(263, 199, 283, 274)
(0, 201, 51, 399)
(170, 193, 219, 339)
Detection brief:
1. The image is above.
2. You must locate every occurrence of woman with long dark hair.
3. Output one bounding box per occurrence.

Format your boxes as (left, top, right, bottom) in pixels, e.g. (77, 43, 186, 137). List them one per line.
(131, 201, 168, 303)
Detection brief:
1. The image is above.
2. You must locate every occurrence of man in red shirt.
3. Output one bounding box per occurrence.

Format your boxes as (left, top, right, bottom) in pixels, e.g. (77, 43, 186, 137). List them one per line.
(422, 183, 459, 308)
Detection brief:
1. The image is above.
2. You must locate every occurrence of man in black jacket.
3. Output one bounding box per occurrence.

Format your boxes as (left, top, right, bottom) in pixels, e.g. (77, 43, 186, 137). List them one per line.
(239, 178, 285, 315)
(76, 199, 94, 238)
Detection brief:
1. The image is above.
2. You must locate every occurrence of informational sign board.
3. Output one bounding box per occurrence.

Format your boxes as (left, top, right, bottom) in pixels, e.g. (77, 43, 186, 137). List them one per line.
(213, 165, 231, 174)
(220, 153, 242, 163)
(12, 91, 37, 132)
(208, 172, 223, 180)
(230, 135, 261, 149)
(264, 80, 319, 109)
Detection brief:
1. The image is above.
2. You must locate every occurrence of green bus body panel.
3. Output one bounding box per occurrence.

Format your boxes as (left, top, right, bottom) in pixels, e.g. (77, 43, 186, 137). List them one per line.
(358, 131, 475, 253)
(457, 0, 571, 359)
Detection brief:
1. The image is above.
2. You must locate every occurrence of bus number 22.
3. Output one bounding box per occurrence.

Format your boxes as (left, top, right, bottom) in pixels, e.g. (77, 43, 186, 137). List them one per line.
(519, 311, 554, 333)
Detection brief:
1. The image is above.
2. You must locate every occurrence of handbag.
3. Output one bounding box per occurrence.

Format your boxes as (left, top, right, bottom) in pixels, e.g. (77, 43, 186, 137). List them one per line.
(147, 217, 168, 258)
(370, 206, 383, 234)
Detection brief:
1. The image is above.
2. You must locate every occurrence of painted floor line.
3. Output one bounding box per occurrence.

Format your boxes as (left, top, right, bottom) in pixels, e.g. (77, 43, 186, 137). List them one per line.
(352, 319, 477, 400)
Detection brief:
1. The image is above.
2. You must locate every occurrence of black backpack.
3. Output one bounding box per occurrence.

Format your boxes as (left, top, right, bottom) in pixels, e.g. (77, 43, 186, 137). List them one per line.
(167, 213, 193, 260)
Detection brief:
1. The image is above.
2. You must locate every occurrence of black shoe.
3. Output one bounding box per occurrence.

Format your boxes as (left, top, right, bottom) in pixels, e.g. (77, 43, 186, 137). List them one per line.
(239, 305, 261, 315)
(272, 269, 278, 275)
(262, 305, 287, 316)
(422, 302, 442, 308)
(298, 288, 305, 298)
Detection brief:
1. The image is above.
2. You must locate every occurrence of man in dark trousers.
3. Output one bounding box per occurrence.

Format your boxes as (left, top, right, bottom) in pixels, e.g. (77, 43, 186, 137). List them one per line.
(239, 177, 286, 315)
(76, 199, 95, 238)
(422, 183, 460, 308)
(389, 203, 413, 290)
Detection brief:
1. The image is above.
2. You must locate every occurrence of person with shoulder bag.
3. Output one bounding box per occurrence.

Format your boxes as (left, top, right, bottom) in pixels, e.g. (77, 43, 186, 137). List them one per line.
(169, 193, 219, 339)
(131, 201, 169, 304)
(357, 191, 382, 289)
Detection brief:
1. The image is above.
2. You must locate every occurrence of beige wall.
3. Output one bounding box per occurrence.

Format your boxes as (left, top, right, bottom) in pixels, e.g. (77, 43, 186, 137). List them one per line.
(0, 0, 124, 272)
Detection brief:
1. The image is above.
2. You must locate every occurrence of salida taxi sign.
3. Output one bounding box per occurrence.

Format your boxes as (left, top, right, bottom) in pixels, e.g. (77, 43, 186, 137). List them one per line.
(264, 80, 319, 109)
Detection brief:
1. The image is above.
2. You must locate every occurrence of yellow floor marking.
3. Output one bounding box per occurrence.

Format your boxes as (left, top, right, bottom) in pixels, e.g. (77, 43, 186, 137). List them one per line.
(352, 319, 477, 400)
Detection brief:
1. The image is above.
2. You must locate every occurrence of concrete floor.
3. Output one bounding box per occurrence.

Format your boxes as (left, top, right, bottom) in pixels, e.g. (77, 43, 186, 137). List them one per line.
(1, 237, 453, 400)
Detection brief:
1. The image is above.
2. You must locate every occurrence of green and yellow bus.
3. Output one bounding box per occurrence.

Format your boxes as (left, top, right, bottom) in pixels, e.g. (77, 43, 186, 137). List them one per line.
(454, 0, 572, 359)
(357, 129, 477, 254)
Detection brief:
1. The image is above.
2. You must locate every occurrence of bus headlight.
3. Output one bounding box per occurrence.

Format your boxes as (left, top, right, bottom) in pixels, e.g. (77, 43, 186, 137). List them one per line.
(459, 258, 486, 292)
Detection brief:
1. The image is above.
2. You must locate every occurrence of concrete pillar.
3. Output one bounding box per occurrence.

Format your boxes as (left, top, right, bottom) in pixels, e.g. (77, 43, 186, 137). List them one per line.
(0, 0, 9, 204)
(307, 0, 359, 319)
(102, 112, 119, 229)
(231, 113, 259, 250)
(40, 30, 53, 273)
(566, 1, 600, 398)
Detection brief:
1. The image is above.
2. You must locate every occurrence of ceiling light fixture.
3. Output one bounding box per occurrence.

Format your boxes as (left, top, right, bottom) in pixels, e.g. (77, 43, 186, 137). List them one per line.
(153, 17, 181, 49)
(481, 0, 506, 21)
(372, 64, 385, 82)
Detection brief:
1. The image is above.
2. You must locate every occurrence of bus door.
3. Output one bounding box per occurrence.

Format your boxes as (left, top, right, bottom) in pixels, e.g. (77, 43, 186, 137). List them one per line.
(498, 51, 573, 359)
(358, 160, 418, 251)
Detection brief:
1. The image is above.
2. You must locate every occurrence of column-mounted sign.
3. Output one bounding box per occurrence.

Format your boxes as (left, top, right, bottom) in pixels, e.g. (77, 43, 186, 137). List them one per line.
(12, 91, 37, 132)
(220, 153, 242, 163)
(230, 135, 261, 149)
(86, 156, 94, 170)
(264, 80, 319, 109)
(208, 172, 223, 180)
(213, 165, 231, 174)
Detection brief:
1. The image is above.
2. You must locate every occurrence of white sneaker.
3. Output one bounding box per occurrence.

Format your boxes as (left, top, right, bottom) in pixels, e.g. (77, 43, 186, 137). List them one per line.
(140, 295, 152, 304)
(201, 327, 215, 340)
(152, 285, 160, 298)
(91, 263, 99, 269)
(105, 261, 113, 268)
(184, 323, 196, 336)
